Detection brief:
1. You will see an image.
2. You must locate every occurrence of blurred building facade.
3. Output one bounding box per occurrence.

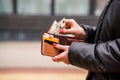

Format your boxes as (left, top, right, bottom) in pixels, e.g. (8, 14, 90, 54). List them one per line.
(0, 0, 108, 40)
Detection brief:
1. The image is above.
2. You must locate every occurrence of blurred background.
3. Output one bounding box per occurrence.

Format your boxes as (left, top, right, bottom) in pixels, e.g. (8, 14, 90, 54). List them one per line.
(0, 0, 108, 80)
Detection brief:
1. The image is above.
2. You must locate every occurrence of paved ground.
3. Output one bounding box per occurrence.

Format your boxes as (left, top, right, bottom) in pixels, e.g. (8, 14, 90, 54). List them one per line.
(0, 68, 88, 80)
(0, 41, 88, 80)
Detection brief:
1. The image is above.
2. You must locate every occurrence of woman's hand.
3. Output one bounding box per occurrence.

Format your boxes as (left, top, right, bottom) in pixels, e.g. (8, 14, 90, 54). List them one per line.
(60, 19, 86, 39)
(52, 44, 70, 64)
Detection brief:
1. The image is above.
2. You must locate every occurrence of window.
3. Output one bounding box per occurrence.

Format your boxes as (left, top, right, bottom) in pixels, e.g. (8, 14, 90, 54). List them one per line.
(17, 0, 51, 15)
(0, 0, 13, 14)
(0, 0, 109, 16)
(55, 0, 89, 16)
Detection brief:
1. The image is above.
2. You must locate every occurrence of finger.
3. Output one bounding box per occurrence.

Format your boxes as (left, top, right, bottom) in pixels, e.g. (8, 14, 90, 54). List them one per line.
(59, 29, 72, 34)
(52, 50, 68, 61)
(64, 19, 74, 23)
(51, 57, 60, 62)
(64, 19, 73, 28)
(52, 54, 70, 64)
(53, 44, 68, 51)
(63, 28, 75, 34)
(64, 60, 70, 64)
(65, 21, 72, 28)
(62, 58, 70, 64)
(51, 53, 64, 62)
(51, 50, 70, 65)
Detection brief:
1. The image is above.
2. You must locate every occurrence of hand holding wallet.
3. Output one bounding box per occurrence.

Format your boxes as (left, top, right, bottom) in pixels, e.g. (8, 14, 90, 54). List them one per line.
(41, 18, 83, 57)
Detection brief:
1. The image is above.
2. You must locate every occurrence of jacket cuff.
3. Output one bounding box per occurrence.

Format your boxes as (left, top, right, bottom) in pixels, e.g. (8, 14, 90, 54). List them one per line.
(68, 42, 99, 71)
(80, 24, 96, 43)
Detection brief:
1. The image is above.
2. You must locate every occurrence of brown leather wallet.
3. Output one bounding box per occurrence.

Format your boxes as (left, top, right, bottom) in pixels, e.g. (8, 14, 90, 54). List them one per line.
(41, 33, 83, 57)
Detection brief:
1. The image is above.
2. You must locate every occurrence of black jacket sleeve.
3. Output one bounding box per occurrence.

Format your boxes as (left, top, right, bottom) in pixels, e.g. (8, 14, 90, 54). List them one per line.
(68, 39, 120, 73)
(68, 0, 120, 73)
(80, 24, 96, 43)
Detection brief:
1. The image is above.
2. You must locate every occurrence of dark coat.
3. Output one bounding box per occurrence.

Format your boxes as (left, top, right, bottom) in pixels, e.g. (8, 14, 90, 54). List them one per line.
(68, 0, 120, 80)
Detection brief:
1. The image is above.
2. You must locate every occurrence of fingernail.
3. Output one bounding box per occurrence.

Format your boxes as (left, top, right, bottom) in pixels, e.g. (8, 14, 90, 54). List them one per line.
(53, 43, 57, 47)
(59, 29, 64, 34)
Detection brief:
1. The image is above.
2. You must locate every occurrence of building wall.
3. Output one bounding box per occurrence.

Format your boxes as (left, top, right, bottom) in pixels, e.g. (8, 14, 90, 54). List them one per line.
(0, 15, 98, 40)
